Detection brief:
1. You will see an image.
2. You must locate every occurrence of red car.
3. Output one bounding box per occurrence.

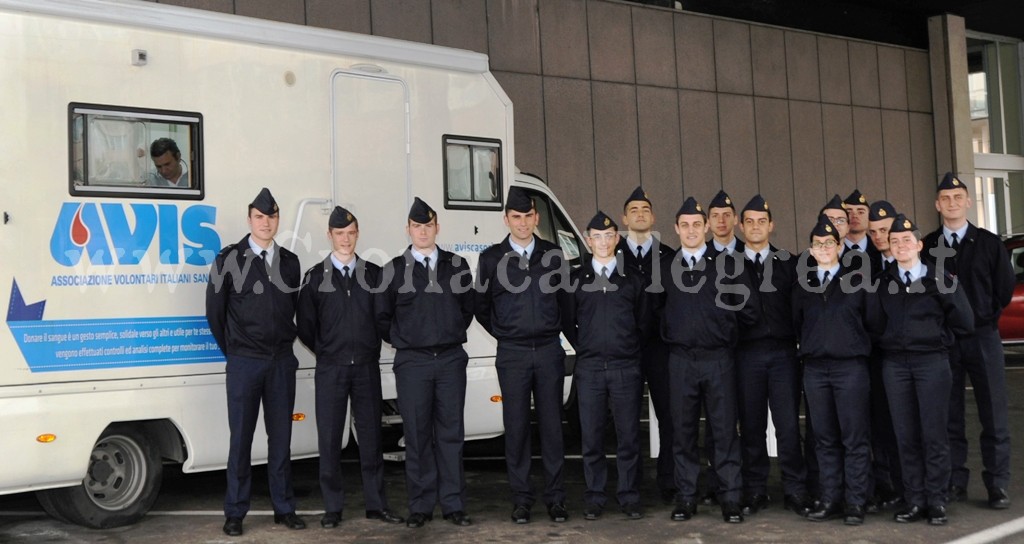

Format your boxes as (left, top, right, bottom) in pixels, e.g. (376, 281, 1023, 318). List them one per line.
(998, 236, 1024, 344)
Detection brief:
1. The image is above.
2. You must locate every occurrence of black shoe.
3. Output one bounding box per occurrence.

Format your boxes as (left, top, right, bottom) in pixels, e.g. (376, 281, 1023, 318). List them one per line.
(894, 505, 925, 523)
(807, 501, 842, 522)
(864, 498, 880, 514)
(547, 503, 568, 522)
(273, 512, 306, 530)
(511, 504, 531, 524)
(582, 504, 603, 520)
(320, 511, 341, 528)
(742, 494, 770, 515)
(406, 512, 432, 528)
(881, 495, 905, 510)
(671, 501, 696, 521)
(844, 504, 865, 526)
(988, 488, 1011, 510)
(222, 517, 243, 536)
(948, 485, 968, 503)
(443, 510, 472, 526)
(366, 509, 404, 524)
(927, 505, 948, 525)
(721, 501, 744, 523)
(660, 488, 678, 504)
(784, 494, 813, 517)
(620, 503, 643, 519)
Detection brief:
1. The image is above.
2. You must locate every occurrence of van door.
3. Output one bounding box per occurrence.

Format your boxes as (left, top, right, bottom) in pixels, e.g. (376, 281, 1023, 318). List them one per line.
(331, 71, 410, 265)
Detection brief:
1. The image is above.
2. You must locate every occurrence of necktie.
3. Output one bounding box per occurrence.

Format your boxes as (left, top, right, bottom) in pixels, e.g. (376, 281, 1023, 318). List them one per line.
(690, 255, 697, 268)
(260, 250, 270, 272)
(881, 258, 888, 271)
(342, 265, 350, 279)
(636, 246, 643, 260)
(822, 270, 831, 287)
(523, 250, 529, 259)
(904, 270, 912, 288)
(423, 256, 431, 270)
(754, 253, 763, 280)
(600, 266, 609, 279)
(950, 232, 960, 251)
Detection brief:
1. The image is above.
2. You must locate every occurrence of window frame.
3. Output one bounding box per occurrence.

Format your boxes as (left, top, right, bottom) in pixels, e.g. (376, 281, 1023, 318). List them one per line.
(68, 102, 204, 200)
(441, 134, 503, 211)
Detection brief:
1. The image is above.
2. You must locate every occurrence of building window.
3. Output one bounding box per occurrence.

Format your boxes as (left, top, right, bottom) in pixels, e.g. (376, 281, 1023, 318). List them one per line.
(69, 103, 203, 199)
(443, 135, 502, 210)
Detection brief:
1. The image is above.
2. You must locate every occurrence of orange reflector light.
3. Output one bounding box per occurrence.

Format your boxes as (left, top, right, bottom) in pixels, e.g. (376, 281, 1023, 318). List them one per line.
(490, 395, 502, 403)
(292, 413, 306, 421)
(36, 434, 57, 443)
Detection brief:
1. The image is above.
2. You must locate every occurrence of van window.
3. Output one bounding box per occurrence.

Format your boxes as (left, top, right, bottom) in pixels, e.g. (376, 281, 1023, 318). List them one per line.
(443, 135, 501, 210)
(523, 188, 584, 268)
(69, 103, 203, 199)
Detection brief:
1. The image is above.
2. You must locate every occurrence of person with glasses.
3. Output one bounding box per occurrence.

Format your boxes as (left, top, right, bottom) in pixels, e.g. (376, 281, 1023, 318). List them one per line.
(295, 206, 404, 529)
(564, 211, 651, 521)
(874, 214, 973, 526)
(658, 197, 758, 524)
(921, 172, 1015, 510)
(792, 216, 873, 526)
(474, 187, 573, 524)
(616, 186, 677, 503)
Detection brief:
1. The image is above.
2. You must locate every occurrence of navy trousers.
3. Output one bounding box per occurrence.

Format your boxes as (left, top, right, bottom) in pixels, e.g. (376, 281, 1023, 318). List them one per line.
(315, 362, 389, 513)
(736, 341, 807, 497)
(394, 347, 468, 516)
(496, 341, 567, 507)
(641, 337, 675, 494)
(576, 362, 643, 508)
(947, 325, 1011, 491)
(224, 353, 298, 518)
(803, 357, 870, 506)
(668, 348, 742, 504)
(868, 352, 902, 497)
(883, 352, 952, 508)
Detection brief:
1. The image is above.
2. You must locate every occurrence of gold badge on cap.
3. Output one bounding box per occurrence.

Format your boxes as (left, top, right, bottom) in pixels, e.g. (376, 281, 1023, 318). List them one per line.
(763, 202, 769, 210)
(879, 208, 887, 217)
(696, 204, 703, 212)
(825, 225, 833, 233)
(428, 210, 434, 219)
(725, 197, 732, 205)
(859, 195, 866, 203)
(903, 219, 912, 229)
(273, 203, 279, 212)
(603, 217, 610, 227)
(952, 178, 960, 186)
(346, 213, 353, 222)
(644, 191, 650, 199)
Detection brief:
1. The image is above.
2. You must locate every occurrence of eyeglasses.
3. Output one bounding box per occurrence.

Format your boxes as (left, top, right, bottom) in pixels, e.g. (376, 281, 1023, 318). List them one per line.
(811, 240, 838, 249)
(824, 216, 848, 225)
(588, 232, 617, 242)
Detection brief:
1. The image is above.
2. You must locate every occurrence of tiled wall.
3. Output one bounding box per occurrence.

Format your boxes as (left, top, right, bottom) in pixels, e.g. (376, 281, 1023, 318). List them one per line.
(155, 0, 937, 251)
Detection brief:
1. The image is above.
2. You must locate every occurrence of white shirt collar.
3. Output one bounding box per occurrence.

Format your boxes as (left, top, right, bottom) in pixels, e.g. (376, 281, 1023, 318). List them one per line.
(591, 258, 616, 276)
(744, 246, 770, 262)
(845, 237, 868, 252)
(248, 237, 275, 265)
(509, 237, 536, 259)
(410, 247, 439, 269)
(897, 260, 926, 283)
(625, 236, 654, 256)
(680, 245, 707, 266)
(943, 224, 969, 246)
(330, 253, 356, 273)
(817, 264, 840, 284)
(713, 237, 737, 254)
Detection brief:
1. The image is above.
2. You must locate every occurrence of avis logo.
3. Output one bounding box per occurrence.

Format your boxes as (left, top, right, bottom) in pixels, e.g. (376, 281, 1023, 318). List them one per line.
(49, 203, 220, 266)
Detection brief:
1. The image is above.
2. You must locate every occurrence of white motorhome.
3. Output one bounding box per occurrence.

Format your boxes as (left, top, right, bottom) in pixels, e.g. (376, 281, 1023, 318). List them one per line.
(0, 0, 584, 528)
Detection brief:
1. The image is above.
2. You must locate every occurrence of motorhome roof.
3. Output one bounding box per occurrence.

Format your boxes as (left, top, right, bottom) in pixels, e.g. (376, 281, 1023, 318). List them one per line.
(0, 0, 491, 73)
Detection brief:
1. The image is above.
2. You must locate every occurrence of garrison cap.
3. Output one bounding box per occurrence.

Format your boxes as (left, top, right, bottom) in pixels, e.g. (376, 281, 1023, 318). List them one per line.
(889, 213, 918, 235)
(821, 194, 846, 213)
(676, 196, 705, 219)
(844, 189, 869, 207)
(811, 215, 840, 242)
(408, 197, 436, 223)
(328, 206, 356, 229)
(868, 200, 897, 222)
(587, 210, 618, 232)
(938, 171, 968, 193)
(708, 189, 734, 210)
(741, 194, 770, 217)
(623, 185, 652, 210)
(505, 186, 535, 213)
(249, 187, 279, 215)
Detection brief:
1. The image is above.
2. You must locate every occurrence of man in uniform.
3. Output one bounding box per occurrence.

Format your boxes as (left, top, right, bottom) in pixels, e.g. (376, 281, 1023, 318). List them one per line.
(565, 211, 650, 521)
(475, 187, 572, 524)
(296, 206, 404, 528)
(708, 189, 744, 255)
(842, 190, 878, 260)
(659, 197, 757, 524)
(616, 186, 676, 503)
(375, 197, 476, 528)
(865, 199, 904, 510)
(206, 187, 305, 536)
(922, 172, 1014, 509)
(735, 195, 811, 517)
(820, 195, 851, 254)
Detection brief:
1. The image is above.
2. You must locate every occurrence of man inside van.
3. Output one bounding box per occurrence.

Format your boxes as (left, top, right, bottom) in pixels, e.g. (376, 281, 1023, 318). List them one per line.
(206, 188, 305, 536)
(147, 137, 189, 188)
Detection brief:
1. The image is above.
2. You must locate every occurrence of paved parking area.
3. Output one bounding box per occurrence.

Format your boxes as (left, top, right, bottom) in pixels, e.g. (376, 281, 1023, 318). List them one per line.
(2, 366, 1023, 543)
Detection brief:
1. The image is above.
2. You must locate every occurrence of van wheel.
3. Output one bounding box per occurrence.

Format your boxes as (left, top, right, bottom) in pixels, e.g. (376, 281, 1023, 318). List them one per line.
(36, 425, 163, 528)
